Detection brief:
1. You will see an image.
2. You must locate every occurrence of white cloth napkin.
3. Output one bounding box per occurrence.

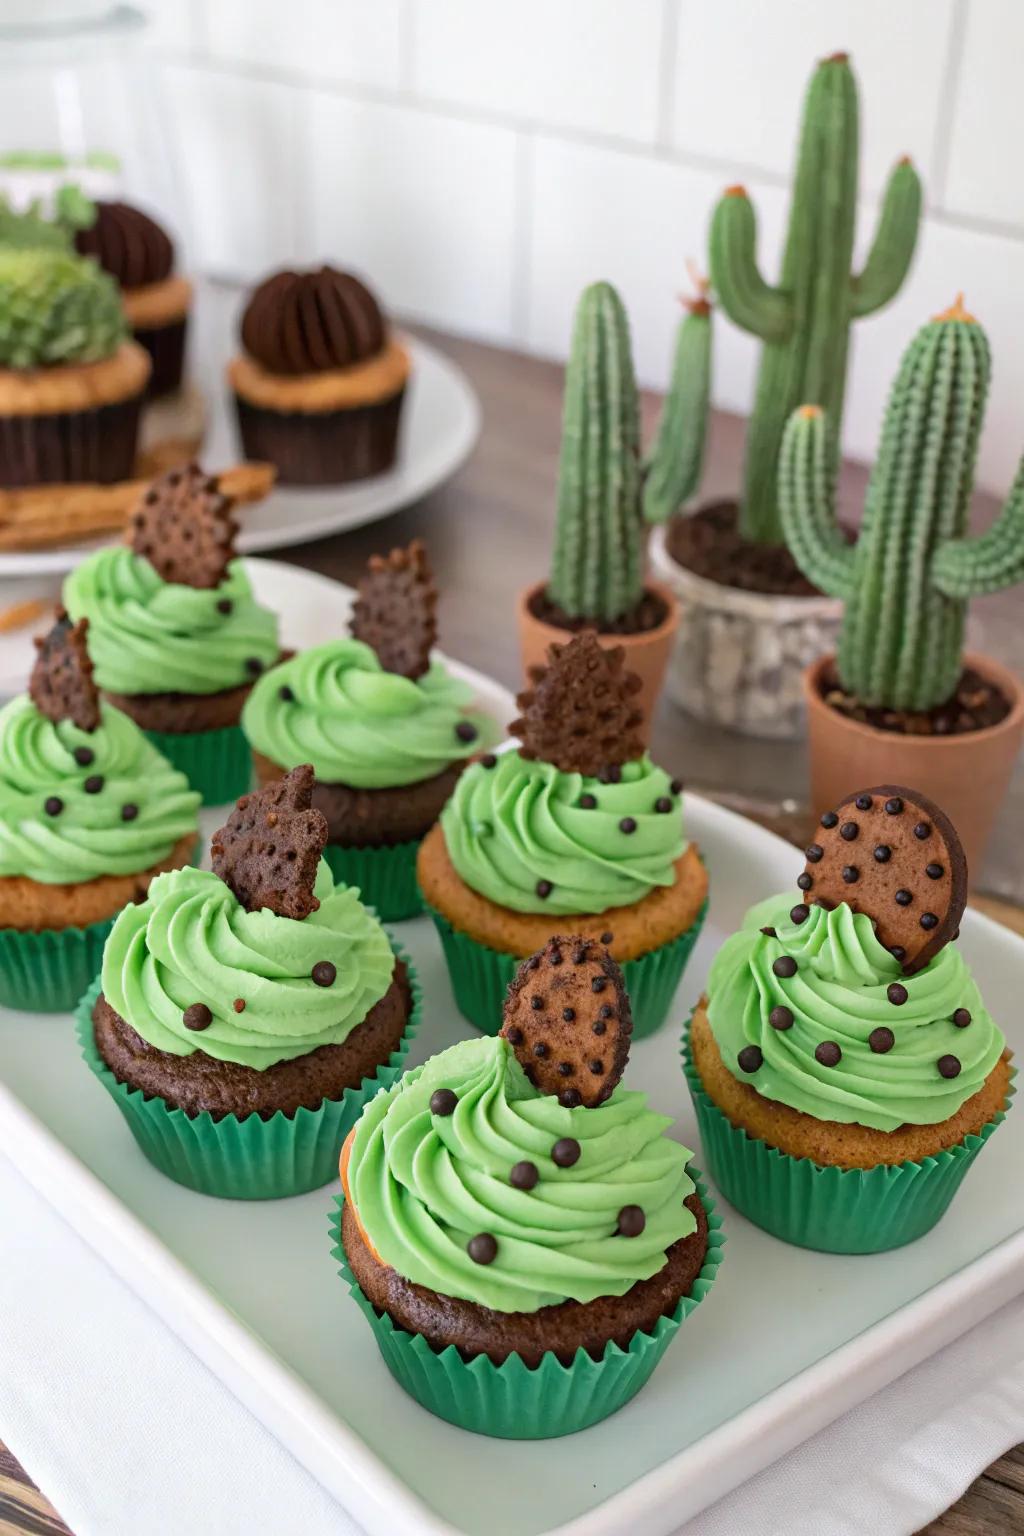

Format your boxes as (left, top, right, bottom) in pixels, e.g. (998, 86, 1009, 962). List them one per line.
(3, 1156, 1022, 1536)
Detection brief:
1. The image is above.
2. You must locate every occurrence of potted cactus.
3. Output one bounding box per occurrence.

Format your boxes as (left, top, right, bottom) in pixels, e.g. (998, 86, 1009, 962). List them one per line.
(516, 279, 683, 738)
(781, 298, 1024, 872)
(649, 51, 922, 738)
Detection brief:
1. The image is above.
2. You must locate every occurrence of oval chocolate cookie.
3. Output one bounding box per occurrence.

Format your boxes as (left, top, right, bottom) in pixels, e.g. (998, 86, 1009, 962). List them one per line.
(500, 936, 632, 1107)
(802, 785, 967, 974)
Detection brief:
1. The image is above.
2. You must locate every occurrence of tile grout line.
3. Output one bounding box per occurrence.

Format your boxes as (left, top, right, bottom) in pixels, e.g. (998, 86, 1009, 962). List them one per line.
(928, 0, 970, 217)
(656, 0, 681, 150)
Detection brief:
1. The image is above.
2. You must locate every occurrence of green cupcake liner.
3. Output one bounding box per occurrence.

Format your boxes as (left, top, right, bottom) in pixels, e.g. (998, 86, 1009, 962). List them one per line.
(144, 722, 252, 806)
(329, 1170, 723, 1438)
(681, 1017, 1013, 1254)
(0, 916, 114, 1012)
(76, 940, 421, 1200)
(323, 839, 422, 923)
(424, 898, 707, 1040)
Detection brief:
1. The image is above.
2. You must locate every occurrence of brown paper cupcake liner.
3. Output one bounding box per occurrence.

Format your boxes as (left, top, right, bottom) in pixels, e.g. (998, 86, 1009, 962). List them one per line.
(233, 388, 405, 486)
(136, 316, 187, 398)
(0, 394, 143, 486)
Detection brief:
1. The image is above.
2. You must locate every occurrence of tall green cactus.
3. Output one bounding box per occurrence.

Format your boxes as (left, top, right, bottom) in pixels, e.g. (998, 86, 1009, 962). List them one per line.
(779, 299, 1024, 711)
(549, 281, 645, 622)
(711, 52, 922, 547)
(642, 290, 712, 525)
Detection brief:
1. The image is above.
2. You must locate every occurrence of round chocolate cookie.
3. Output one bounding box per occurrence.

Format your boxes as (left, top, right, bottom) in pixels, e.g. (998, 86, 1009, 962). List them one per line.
(253, 752, 467, 848)
(92, 961, 411, 1120)
(342, 1190, 709, 1368)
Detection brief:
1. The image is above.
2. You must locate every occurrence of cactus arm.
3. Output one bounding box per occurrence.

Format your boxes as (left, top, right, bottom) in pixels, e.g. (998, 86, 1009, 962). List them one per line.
(709, 188, 793, 344)
(777, 406, 855, 599)
(642, 299, 712, 524)
(932, 455, 1024, 596)
(850, 157, 922, 318)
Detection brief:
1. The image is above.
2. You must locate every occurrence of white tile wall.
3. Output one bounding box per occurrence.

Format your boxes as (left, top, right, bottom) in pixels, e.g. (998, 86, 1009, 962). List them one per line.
(204, 0, 406, 90)
(943, 0, 1024, 229)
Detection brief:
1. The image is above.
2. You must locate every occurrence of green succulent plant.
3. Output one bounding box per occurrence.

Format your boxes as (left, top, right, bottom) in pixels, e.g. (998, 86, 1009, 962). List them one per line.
(0, 247, 127, 369)
(642, 285, 712, 526)
(0, 187, 96, 252)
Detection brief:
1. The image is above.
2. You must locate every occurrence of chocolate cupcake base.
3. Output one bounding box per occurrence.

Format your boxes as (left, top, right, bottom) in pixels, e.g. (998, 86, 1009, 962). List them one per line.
(0, 394, 143, 486)
(136, 316, 188, 399)
(233, 388, 405, 486)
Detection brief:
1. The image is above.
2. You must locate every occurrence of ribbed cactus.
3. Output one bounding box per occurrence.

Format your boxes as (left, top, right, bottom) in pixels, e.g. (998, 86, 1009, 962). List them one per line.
(549, 281, 645, 622)
(779, 299, 1024, 712)
(711, 52, 922, 547)
(642, 286, 712, 525)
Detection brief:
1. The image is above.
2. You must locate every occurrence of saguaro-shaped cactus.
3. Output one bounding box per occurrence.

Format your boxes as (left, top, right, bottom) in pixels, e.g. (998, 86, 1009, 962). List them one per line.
(642, 285, 712, 525)
(711, 52, 922, 547)
(779, 299, 1024, 712)
(548, 281, 645, 623)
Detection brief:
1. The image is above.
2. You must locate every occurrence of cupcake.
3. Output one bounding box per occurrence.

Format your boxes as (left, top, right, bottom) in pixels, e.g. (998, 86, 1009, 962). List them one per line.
(64, 461, 280, 804)
(74, 199, 192, 399)
(79, 766, 420, 1199)
(0, 240, 150, 485)
(243, 539, 496, 920)
(418, 631, 708, 1039)
(228, 265, 410, 485)
(334, 935, 722, 1437)
(0, 611, 199, 1011)
(684, 785, 1013, 1254)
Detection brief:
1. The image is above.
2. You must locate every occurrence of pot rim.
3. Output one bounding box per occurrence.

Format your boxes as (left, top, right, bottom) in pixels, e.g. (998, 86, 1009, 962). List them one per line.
(648, 522, 844, 621)
(803, 652, 1024, 750)
(516, 576, 680, 647)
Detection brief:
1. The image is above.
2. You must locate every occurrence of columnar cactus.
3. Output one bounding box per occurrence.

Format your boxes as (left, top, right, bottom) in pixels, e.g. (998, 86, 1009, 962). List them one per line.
(779, 299, 1024, 712)
(710, 52, 922, 546)
(642, 287, 712, 525)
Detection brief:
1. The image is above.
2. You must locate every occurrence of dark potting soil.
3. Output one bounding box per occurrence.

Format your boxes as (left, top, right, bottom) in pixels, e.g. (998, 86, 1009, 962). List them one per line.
(529, 584, 669, 636)
(666, 499, 824, 597)
(820, 662, 1012, 737)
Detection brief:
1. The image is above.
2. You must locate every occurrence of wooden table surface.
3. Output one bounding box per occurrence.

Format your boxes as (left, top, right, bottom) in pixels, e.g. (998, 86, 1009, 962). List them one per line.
(2, 323, 1022, 1534)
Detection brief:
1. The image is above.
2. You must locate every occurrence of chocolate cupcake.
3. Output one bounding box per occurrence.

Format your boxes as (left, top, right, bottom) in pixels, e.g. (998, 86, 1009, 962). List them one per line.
(75, 200, 192, 399)
(335, 935, 721, 1436)
(79, 766, 421, 1198)
(684, 784, 1013, 1252)
(64, 461, 280, 804)
(0, 611, 199, 1010)
(228, 265, 410, 485)
(418, 631, 708, 1036)
(242, 540, 496, 919)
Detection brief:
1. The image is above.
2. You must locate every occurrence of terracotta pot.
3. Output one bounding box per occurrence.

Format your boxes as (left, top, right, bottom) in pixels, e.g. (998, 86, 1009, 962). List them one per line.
(515, 579, 679, 745)
(650, 524, 843, 740)
(803, 652, 1024, 878)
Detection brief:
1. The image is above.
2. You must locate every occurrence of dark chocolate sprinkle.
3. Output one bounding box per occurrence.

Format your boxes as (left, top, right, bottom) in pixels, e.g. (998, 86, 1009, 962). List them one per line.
(572, 946, 588, 964)
(600, 931, 613, 944)
(430, 1088, 458, 1117)
(617, 1204, 646, 1237)
(84, 774, 104, 794)
(73, 746, 94, 766)
(855, 793, 873, 810)
(233, 998, 246, 1013)
(551, 1137, 581, 1167)
(953, 1008, 972, 1028)
(805, 844, 823, 862)
(536, 879, 553, 899)
(183, 1002, 212, 1031)
(874, 845, 892, 863)
(937, 1054, 961, 1079)
(815, 1040, 842, 1067)
(821, 811, 839, 828)
(773, 956, 797, 978)
(562, 1007, 576, 1022)
(245, 657, 264, 676)
(842, 865, 859, 884)
(769, 1005, 794, 1030)
(560, 1088, 583, 1107)
(598, 1003, 614, 1018)
(592, 1020, 607, 1036)
(506, 1025, 523, 1045)
(468, 1233, 497, 1264)
(797, 872, 813, 891)
(840, 821, 859, 842)
(312, 961, 337, 987)
(550, 947, 563, 965)
(738, 1044, 763, 1073)
(920, 912, 939, 930)
(44, 796, 62, 816)
(533, 1040, 549, 1057)
(588, 1059, 605, 1075)
(279, 685, 295, 702)
(884, 797, 903, 815)
(761, 924, 778, 937)
(887, 983, 908, 1006)
(556, 1061, 574, 1077)
(216, 598, 233, 615)
(530, 996, 544, 1011)
(598, 764, 622, 784)
(481, 753, 497, 768)
(121, 803, 139, 822)
(925, 863, 944, 879)
(890, 944, 906, 961)
(914, 821, 932, 840)
(670, 777, 683, 795)
(526, 956, 540, 970)
(654, 797, 673, 814)
(510, 1160, 538, 1190)
(619, 817, 637, 834)
(789, 905, 809, 925)
(579, 793, 597, 809)
(895, 889, 913, 906)
(869, 1026, 895, 1054)
(455, 720, 478, 743)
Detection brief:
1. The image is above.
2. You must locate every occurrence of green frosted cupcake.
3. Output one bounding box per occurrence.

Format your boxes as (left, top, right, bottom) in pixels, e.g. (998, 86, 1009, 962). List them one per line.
(0, 611, 199, 1011)
(336, 935, 721, 1436)
(243, 539, 497, 921)
(79, 765, 419, 1198)
(63, 462, 280, 805)
(686, 784, 1013, 1253)
(418, 631, 708, 1041)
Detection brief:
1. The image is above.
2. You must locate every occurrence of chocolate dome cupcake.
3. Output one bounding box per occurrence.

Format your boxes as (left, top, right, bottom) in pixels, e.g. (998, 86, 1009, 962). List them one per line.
(684, 784, 1013, 1253)
(228, 265, 410, 485)
(64, 461, 280, 804)
(0, 612, 199, 1010)
(79, 767, 420, 1198)
(243, 540, 496, 920)
(334, 936, 721, 1436)
(75, 200, 192, 399)
(418, 631, 708, 1037)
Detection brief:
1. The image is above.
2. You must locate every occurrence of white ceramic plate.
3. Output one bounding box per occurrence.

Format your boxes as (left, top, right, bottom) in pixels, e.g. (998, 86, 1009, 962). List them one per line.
(0, 761, 1021, 1533)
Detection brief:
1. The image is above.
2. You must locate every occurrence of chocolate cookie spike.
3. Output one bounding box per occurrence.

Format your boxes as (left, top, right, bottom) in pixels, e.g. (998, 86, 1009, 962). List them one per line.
(128, 462, 238, 590)
(30, 608, 100, 732)
(349, 538, 438, 680)
(510, 631, 645, 777)
(500, 935, 633, 1107)
(210, 764, 328, 920)
(800, 784, 967, 974)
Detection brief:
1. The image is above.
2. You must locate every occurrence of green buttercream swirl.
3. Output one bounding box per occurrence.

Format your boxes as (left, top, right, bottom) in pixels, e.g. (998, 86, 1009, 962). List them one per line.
(347, 1034, 696, 1313)
(241, 637, 496, 789)
(0, 695, 199, 884)
(64, 547, 280, 696)
(441, 750, 685, 915)
(707, 894, 1006, 1132)
(101, 860, 395, 1070)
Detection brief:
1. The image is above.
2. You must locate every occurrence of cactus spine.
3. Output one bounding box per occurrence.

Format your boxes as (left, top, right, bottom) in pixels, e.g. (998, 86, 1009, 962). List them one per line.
(643, 287, 712, 525)
(549, 281, 645, 622)
(779, 299, 1024, 712)
(710, 52, 922, 547)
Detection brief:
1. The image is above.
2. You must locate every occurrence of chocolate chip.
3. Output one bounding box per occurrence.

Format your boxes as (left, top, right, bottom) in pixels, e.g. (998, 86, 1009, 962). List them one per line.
(592, 1020, 607, 1036)
(591, 976, 607, 992)
(761, 925, 778, 937)
(279, 685, 294, 702)
(815, 1040, 842, 1067)
(481, 753, 497, 768)
(73, 746, 94, 766)
(797, 873, 813, 891)
(769, 1005, 793, 1030)
(536, 879, 553, 899)
(311, 961, 337, 987)
(670, 777, 683, 795)
(869, 1026, 895, 1053)
(560, 1007, 576, 1023)
(840, 821, 859, 841)
(430, 1088, 458, 1116)
(510, 1160, 538, 1190)
(588, 1058, 605, 1074)
(887, 982, 908, 1006)
(884, 797, 903, 815)
(217, 598, 233, 615)
(550, 947, 563, 965)
(737, 1044, 763, 1073)
(920, 913, 939, 930)
(455, 720, 478, 743)
(571, 946, 588, 964)
(855, 794, 873, 810)
(805, 844, 823, 862)
(526, 955, 540, 970)
(655, 797, 673, 813)
(44, 796, 62, 816)
(600, 931, 613, 944)
(551, 1137, 581, 1167)
(560, 1088, 583, 1107)
(890, 944, 906, 961)
(84, 774, 104, 794)
(121, 803, 139, 822)
(914, 821, 932, 840)
(233, 998, 246, 1013)
(773, 956, 797, 977)
(874, 845, 892, 863)
(842, 865, 859, 883)
(953, 1007, 972, 1028)
(895, 889, 913, 906)
(245, 657, 264, 676)
(925, 863, 944, 879)
(533, 1040, 548, 1058)
(789, 905, 809, 925)
(598, 1003, 614, 1018)
(183, 1003, 212, 1031)
(821, 811, 839, 828)
(598, 764, 622, 784)
(530, 996, 544, 1013)
(556, 1061, 573, 1077)
(468, 1233, 497, 1264)
(937, 1054, 961, 1079)
(617, 1204, 646, 1237)
(579, 793, 597, 809)
(619, 817, 637, 834)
